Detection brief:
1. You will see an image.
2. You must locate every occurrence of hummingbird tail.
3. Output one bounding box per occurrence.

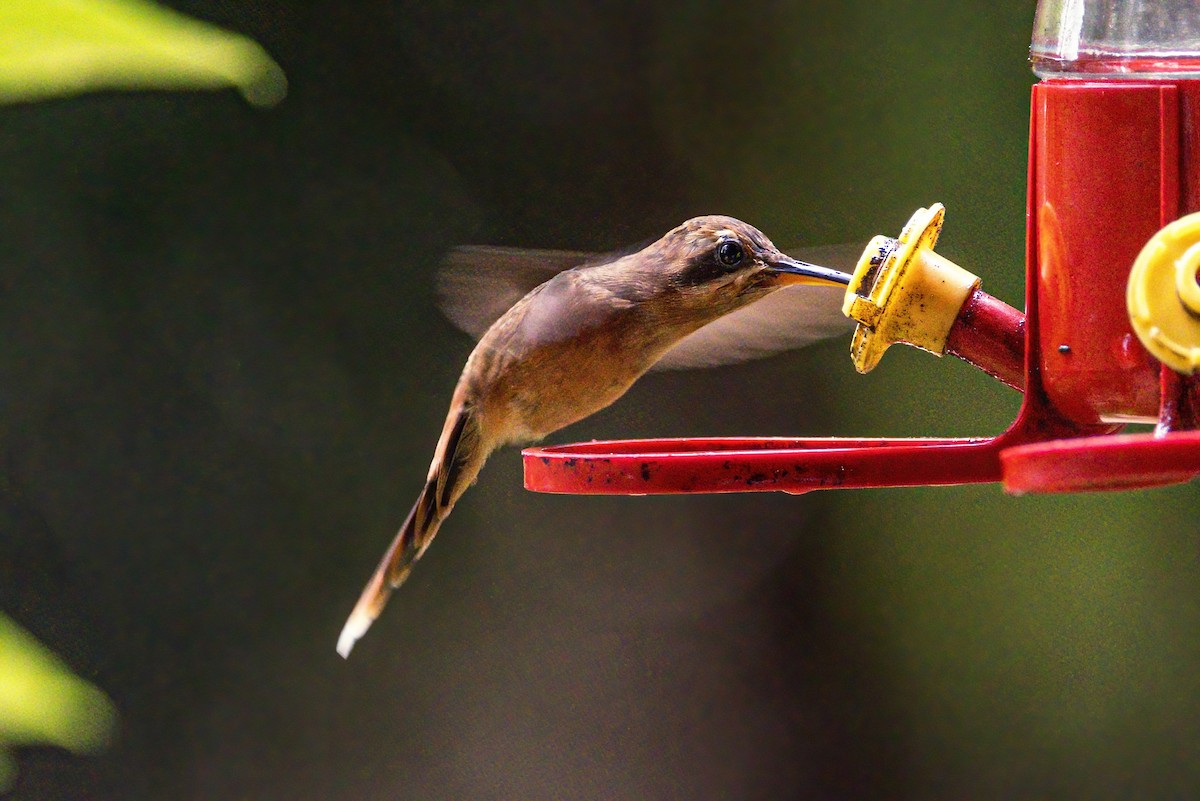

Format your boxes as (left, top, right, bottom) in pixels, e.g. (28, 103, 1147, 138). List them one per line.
(337, 478, 441, 658)
(337, 405, 484, 658)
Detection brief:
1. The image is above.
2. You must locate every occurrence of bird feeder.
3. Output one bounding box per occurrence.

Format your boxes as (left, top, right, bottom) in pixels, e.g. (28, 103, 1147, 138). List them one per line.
(523, 0, 1200, 496)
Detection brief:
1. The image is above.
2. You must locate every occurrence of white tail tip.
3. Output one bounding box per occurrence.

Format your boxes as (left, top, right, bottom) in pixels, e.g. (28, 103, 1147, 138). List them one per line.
(336, 608, 374, 659)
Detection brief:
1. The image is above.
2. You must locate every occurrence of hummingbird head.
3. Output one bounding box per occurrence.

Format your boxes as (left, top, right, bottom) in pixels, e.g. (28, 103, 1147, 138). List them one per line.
(645, 216, 851, 314)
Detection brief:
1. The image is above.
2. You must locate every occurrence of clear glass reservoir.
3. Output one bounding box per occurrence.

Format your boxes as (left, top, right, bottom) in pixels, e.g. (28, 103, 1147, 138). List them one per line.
(1032, 0, 1200, 79)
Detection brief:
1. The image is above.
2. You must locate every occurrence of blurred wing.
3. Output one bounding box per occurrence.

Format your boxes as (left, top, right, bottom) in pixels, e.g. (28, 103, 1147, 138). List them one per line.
(653, 242, 862, 370)
(437, 246, 598, 338)
(439, 241, 863, 369)
(652, 284, 851, 370)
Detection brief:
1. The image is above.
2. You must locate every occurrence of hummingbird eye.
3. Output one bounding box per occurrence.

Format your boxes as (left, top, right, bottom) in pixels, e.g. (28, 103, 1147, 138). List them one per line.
(716, 240, 744, 268)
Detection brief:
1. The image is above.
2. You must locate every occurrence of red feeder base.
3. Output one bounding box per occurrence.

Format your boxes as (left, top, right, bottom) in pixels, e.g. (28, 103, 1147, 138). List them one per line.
(524, 437, 1000, 496)
(1002, 430, 1200, 493)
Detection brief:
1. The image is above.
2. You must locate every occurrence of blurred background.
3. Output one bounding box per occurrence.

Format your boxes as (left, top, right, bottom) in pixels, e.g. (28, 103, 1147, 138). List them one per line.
(3, 0, 1200, 798)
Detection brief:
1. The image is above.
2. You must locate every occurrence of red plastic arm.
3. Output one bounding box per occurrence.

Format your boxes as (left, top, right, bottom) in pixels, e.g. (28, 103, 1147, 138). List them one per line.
(945, 288, 1026, 391)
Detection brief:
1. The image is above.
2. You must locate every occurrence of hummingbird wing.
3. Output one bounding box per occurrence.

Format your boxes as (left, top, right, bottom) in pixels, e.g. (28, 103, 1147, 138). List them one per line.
(651, 283, 852, 370)
(437, 246, 601, 339)
(439, 242, 861, 368)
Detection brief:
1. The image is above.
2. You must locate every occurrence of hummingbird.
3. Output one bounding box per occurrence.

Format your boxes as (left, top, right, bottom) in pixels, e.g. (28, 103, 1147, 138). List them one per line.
(336, 215, 852, 657)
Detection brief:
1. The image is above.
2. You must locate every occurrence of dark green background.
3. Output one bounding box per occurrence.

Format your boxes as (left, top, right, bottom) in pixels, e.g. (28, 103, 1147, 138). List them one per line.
(4, 1, 1199, 798)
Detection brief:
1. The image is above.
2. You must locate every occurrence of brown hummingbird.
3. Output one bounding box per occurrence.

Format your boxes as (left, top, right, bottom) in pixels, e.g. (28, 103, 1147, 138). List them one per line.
(337, 216, 852, 657)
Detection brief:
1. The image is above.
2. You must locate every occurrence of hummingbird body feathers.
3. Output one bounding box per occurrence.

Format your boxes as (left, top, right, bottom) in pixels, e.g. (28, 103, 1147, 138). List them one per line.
(336, 216, 853, 657)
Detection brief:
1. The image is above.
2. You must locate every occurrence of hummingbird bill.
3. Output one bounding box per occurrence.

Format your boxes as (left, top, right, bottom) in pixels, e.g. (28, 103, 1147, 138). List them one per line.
(336, 216, 853, 657)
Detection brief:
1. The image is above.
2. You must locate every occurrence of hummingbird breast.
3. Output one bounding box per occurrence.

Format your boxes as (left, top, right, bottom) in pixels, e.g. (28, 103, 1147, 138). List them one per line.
(461, 270, 674, 445)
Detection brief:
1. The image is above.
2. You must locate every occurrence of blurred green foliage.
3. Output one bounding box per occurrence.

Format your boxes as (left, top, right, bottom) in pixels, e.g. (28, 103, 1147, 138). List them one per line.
(0, 615, 115, 791)
(0, 0, 282, 791)
(0, 0, 285, 106)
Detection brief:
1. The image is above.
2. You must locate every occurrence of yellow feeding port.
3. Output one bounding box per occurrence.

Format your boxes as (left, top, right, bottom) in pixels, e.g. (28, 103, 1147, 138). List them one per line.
(1127, 211, 1200, 375)
(842, 204, 981, 374)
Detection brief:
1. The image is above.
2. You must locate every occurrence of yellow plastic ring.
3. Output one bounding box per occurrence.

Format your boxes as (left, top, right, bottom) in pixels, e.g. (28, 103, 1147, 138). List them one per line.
(1127, 212, 1200, 375)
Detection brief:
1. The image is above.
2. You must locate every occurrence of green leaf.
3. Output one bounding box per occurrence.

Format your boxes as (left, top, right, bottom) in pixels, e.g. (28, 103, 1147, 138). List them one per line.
(0, 615, 116, 791)
(0, 0, 286, 107)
